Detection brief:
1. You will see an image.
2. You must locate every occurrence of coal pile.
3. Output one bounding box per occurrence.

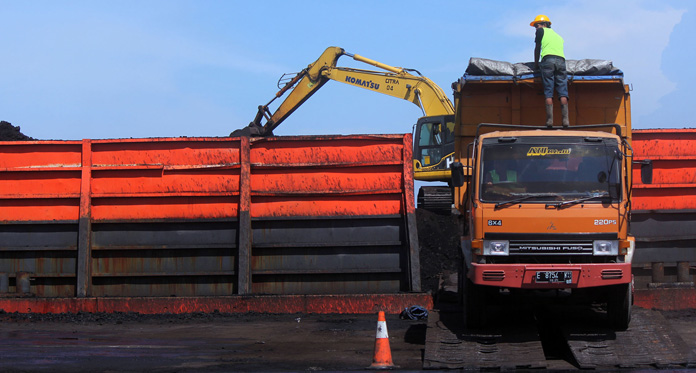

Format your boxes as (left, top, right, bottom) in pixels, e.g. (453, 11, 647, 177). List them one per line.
(0, 121, 34, 141)
(416, 209, 463, 293)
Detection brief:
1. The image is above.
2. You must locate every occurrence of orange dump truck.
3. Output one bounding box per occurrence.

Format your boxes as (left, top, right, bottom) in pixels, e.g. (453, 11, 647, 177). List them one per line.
(451, 58, 638, 329)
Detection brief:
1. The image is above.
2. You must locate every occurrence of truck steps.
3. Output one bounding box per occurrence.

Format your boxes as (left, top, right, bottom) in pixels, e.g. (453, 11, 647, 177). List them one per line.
(424, 307, 696, 370)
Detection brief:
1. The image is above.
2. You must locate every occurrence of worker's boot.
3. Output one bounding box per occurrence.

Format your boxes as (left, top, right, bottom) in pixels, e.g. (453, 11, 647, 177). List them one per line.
(561, 104, 570, 128)
(545, 104, 554, 128)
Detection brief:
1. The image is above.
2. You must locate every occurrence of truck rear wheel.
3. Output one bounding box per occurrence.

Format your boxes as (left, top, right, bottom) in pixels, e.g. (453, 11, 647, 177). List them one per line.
(607, 282, 632, 331)
(464, 279, 486, 329)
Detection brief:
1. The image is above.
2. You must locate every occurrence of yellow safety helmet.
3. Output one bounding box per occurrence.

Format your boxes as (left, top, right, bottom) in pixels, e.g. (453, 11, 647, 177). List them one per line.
(530, 14, 551, 27)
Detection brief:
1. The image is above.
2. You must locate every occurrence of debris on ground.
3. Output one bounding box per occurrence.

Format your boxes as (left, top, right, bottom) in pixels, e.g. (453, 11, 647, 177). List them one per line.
(399, 305, 429, 320)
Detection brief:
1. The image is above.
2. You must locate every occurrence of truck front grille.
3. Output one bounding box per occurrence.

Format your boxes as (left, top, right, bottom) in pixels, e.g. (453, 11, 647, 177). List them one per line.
(508, 240, 593, 256)
(482, 270, 505, 281)
(601, 269, 623, 279)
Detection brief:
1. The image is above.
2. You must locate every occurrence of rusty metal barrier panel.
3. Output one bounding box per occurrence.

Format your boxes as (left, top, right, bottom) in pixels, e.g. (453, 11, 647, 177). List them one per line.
(0, 135, 420, 297)
(631, 129, 696, 285)
(632, 129, 696, 211)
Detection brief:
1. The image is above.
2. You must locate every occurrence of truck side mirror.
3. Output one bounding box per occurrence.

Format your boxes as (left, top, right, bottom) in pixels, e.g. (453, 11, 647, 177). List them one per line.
(641, 160, 653, 184)
(451, 162, 466, 187)
(636, 160, 653, 184)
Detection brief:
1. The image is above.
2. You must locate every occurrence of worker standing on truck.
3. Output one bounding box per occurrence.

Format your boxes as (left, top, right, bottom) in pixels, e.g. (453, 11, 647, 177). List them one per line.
(532, 15, 569, 128)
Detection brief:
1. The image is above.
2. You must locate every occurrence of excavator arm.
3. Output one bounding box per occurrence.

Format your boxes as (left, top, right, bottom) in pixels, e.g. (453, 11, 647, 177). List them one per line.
(232, 46, 454, 137)
(232, 47, 457, 213)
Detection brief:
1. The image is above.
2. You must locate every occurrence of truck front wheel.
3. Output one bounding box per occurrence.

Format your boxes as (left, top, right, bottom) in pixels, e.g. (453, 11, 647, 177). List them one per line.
(464, 279, 486, 329)
(607, 282, 632, 331)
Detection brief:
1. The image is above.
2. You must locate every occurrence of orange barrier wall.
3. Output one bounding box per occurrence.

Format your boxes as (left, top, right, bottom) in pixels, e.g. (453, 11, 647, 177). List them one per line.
(0, 135, 420, 298)
(632, 129, 696, 211)
(631, 129, 696, 281)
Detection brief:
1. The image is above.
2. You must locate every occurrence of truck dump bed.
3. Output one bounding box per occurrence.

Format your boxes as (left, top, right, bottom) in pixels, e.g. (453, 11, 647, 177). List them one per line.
(455, 58, 630, 137)
(452, 58, 631, 206)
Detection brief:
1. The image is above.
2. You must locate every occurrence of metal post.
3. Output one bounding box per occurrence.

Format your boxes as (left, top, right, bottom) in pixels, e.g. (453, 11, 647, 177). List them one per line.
(0, 273, 8, 293)
(16, 272, 31, 294)
(237, 136, 252, 294)
(77, 140, 93, 297)
(651, 262, 665, 284)
(677, 261, 691, 283)
(403, 134, 421, 292)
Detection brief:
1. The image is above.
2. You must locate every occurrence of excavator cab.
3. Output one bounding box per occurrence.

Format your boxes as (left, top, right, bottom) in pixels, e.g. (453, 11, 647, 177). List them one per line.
(413, 115, 456, 181)
(413, 114, 457, 213)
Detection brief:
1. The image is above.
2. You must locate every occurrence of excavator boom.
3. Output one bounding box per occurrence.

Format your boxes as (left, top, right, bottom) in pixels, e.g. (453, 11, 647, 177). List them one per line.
(233, 46, 453, 137)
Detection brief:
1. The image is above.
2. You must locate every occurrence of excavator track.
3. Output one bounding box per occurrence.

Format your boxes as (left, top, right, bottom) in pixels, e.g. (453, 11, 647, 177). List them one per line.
(424, 306, 696, 370)
(417, 186, 453, 214)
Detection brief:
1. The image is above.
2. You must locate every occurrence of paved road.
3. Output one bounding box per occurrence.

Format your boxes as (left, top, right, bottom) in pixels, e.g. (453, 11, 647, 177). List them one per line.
(0, 307, 694, 372)
(0, 312, 426, 372)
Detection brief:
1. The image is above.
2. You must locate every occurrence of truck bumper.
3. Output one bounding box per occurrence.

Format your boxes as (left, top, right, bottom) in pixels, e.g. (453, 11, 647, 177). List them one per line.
(469, 262, 632, 289)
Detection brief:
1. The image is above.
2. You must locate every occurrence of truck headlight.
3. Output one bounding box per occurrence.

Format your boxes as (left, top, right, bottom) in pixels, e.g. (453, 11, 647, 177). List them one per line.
(593, 240, 618, 256)
(484, 240, 509, 256)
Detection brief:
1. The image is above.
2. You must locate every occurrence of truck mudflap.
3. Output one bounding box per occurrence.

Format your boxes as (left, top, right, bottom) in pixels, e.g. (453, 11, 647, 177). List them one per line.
(470, 262, 632, 289)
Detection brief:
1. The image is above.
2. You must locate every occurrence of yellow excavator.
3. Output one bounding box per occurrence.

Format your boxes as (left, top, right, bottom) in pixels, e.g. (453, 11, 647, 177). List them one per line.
(232, 46, 456, 211)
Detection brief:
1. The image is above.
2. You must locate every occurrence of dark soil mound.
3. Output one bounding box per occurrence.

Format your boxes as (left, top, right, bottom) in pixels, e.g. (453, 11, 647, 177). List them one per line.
(0, 121, 34, 141)
(416, 209, 463, 293)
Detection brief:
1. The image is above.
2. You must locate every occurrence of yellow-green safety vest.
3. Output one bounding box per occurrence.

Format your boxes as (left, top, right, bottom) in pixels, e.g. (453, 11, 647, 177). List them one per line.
(489, 170, 517, 183)
(541, 28, 565, 59)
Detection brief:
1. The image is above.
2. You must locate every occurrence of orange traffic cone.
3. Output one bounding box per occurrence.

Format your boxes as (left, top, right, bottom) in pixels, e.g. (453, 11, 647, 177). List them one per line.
(368, 311, 397, 369)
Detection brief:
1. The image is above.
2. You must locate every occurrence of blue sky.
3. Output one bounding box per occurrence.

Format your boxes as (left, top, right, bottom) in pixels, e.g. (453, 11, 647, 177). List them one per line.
(0, 1, 693, 141)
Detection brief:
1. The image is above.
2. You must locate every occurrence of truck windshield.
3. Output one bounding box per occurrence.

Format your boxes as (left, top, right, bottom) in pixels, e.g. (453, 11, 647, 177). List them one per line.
(479, 138, 621, 203)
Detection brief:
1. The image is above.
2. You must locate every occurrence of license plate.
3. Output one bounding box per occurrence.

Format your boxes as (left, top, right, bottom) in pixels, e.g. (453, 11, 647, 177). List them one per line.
(535, 271, 572, 284)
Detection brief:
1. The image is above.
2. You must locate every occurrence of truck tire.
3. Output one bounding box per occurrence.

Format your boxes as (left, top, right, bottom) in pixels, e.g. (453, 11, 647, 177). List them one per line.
(607, 282, 632, 331)
(464, 279, 486, 329)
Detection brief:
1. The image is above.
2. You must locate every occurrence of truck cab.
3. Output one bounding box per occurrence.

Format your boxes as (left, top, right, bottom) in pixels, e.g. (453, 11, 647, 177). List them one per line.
(463, 127, 633, 329)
